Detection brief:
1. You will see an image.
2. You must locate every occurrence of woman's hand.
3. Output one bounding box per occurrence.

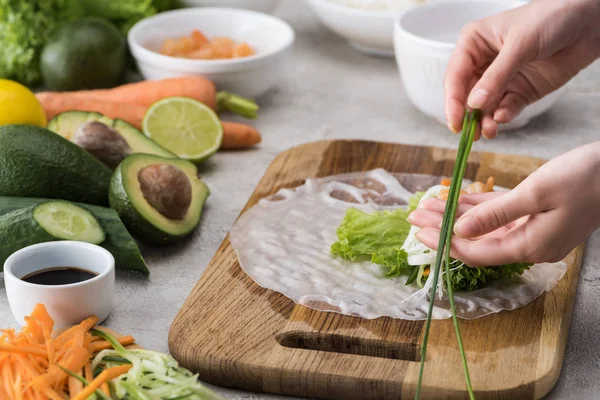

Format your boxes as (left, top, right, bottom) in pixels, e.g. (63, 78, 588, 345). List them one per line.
(407, 142, 600, 266)
(445, 0, 600, 139)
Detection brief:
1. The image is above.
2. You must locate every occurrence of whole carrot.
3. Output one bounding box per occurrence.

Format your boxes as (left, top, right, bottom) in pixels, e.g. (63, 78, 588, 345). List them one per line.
(37, 76, 217, 110)
(220, 121, 261, 149)
(36, 94, 146, 128)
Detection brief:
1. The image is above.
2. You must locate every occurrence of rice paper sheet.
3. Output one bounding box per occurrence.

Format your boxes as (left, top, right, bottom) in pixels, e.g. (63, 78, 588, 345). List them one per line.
(229, 169, 567, 320)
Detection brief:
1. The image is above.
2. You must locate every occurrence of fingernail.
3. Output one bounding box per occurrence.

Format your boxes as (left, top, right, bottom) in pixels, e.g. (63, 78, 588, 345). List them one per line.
(407, 213, 416, 224)
(454, 215, 478, 237)
(447, 121, 459, 133)
(467, 89, 489, 109)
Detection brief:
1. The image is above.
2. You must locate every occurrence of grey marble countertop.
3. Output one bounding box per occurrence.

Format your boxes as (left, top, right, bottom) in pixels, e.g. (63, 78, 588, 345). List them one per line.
(1, 1, 599, 399)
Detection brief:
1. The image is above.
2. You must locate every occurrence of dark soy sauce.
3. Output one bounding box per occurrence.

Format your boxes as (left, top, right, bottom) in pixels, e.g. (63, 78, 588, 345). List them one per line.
(22, 267, 98, 286)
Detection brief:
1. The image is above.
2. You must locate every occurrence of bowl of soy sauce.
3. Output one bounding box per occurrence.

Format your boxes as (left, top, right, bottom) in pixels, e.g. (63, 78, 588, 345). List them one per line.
(4, 241, 115, 329)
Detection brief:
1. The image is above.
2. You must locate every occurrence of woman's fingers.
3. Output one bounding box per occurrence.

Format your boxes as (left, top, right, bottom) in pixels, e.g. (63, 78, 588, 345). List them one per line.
(418, 198, 475, 216)
(415, 226, 530, 266)
(467, 41, 532, 110)
(444, 31, 480, 133)
(454, 189, 539, 238)
(408, 208, 513, 238)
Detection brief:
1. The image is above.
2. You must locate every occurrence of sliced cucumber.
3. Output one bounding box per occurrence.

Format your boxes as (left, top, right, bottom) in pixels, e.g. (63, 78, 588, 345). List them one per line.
(33, 201, 105, 244)
(0, 202, 106, 267)
(0, 197, 148, 274)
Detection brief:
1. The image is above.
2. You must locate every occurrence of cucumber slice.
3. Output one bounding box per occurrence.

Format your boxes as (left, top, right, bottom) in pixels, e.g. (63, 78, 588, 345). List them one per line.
(33, 201, 105, 244)
(0, 197, 148, 274)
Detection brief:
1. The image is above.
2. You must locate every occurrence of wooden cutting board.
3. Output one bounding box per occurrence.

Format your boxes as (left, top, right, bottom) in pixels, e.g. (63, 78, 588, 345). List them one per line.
(169, 141, 583, 400)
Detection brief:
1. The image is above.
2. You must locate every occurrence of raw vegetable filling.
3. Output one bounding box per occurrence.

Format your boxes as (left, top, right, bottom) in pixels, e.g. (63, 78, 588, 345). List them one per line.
(331, 181, 532, 291)
(34, 201, 105, 244)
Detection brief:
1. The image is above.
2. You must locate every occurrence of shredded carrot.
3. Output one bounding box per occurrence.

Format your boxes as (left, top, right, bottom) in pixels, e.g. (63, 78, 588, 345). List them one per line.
(0, 305, 135, 399)
(90, 336, 135, 352)
(441, 178, 452, 187)
(101, 381, 110, 395)
(71, 365, 132, 400)
(68, 373, 83, 397)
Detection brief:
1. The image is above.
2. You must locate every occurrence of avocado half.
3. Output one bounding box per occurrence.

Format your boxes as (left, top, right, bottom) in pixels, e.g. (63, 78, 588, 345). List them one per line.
(47, 111, 175, 159)
(109, 154, 209, 246)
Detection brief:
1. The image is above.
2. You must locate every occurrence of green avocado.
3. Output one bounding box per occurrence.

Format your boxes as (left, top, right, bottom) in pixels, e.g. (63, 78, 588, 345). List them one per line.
(47, 111, 175, 169)
(0, 125, 112, 205)
(40, 17, 127, 91)
(109, 154, 209, 246)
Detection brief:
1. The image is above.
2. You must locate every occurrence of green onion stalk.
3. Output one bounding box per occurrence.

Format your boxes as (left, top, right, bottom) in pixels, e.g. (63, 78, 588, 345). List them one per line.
(414, 110, 480, 400)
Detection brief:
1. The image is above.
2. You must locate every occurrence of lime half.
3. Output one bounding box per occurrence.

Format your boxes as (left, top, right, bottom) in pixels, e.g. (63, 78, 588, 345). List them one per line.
(143, 97, 223, 163)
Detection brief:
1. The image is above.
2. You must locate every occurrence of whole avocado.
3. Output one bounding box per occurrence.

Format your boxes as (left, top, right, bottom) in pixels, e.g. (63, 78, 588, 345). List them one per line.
(40, 17, 126, 91)
(0, 125, 112, 206)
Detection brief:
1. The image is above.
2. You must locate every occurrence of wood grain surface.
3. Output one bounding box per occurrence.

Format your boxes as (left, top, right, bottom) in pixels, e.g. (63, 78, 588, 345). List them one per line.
(169, 140, 583, 400)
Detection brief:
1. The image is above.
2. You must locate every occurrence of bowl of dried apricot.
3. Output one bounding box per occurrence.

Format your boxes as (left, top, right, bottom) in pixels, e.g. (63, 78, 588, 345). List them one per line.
(128, 8, 295, 98)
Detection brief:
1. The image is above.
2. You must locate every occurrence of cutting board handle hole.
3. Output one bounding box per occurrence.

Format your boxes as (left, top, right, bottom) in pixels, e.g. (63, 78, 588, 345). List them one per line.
(276, 331, 420, 361)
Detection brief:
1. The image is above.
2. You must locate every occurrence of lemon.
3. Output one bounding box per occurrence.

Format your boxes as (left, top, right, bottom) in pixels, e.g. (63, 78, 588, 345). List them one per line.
(142, 97, 223, 163)
(0, 79, 46, 127)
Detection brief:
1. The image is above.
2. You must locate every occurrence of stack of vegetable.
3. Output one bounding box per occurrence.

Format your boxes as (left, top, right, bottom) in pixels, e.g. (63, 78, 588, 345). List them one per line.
(0, 0, 175, 87)
(0, 75, 261, 273)
(37, 76, 262, 150)
(0, 303, 222, 399)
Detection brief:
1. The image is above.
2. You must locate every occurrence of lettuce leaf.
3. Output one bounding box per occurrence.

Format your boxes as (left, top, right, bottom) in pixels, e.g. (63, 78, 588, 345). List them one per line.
(81, 0, 175, 35)
(331, 207, 412, 277)
(449, 261, 532, 291)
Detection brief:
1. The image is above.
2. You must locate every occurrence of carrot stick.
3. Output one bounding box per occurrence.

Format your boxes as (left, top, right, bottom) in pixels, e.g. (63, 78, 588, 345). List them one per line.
(101, 382, 110, 396)
(71, 365, 132, 400)
(83, 363, 93, 384)
(0, 345, 46, 357)
(35, 94, 146, 128)
(68, 371, 83, 397)
(220, 121, 261, 149)
(37, 76, 217, 110)
(90, 336, 135, 353)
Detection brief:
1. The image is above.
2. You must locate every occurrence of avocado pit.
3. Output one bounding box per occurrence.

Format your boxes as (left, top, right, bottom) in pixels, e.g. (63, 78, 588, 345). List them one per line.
(73, 121, 131, 169)
(138, 164, 192, 220)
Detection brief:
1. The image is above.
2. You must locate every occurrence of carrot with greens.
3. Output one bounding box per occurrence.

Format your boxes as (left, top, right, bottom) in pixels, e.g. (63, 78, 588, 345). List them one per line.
(36, 76, 259, 119)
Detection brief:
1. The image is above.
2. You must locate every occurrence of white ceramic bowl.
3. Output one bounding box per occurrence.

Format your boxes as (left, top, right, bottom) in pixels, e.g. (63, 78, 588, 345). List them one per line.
(178, 0, 281, 13)
(307, 0, 420, 57)
(394, 0, 563, 130)
(4, 241, 115, 330)
(128, 8, 295, 98)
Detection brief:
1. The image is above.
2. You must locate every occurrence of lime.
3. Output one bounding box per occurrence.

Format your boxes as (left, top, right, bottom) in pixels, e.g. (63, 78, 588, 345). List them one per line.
(0, 79, 46, 127)
(142, 97, 223, 163)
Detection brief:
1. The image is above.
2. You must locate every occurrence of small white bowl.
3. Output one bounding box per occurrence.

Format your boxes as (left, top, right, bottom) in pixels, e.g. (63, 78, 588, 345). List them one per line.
(394, 0, 563, 130)
(178, 0, 281, 13)
(307, 0, 420, 57)
(4, 241, 115, 330)
(128, 8, 295, 98)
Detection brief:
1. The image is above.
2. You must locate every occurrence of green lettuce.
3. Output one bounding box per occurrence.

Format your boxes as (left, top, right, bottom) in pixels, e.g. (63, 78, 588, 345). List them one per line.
(0, 0, 175, 85)
(81, 0, 175, 35)
(448, 261, 532, 291)
(331, 207, 412, 278)
(0, 0, 84, 85)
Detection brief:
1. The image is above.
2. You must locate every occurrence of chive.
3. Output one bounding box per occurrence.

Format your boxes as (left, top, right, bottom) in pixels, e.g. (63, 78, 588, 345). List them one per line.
(415, 110, 480, 400)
